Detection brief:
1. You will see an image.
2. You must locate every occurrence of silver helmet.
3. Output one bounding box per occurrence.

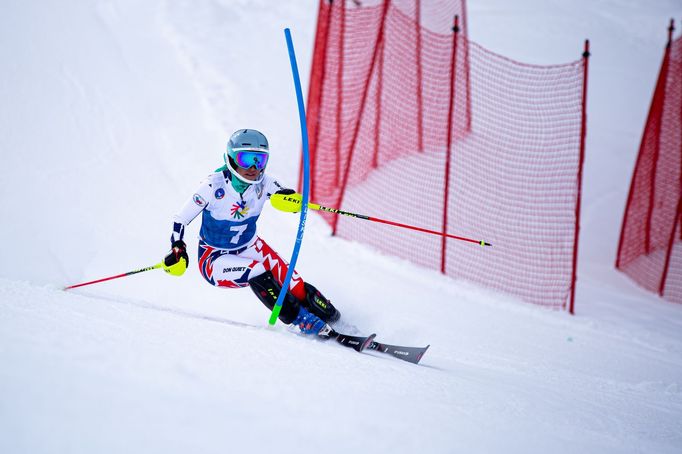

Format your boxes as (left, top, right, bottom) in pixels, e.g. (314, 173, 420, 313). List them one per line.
(225, 129, 270, 185)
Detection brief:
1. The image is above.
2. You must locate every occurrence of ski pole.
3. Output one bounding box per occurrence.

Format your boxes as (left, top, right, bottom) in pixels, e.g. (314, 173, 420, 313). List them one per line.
(270, 193, 492, 247)
(63, 262, 164, 290)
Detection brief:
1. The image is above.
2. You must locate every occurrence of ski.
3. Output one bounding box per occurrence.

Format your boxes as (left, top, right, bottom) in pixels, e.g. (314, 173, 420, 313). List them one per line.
(319, 325, 376, 353)
(333, 331, 376, 353)
(368, 341, 430, 364)
(319, 326, 429, 363)
(335, 332, 377, 352)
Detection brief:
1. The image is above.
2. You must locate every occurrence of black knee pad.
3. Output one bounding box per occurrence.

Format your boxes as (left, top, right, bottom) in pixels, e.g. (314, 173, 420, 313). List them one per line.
(248, 271, 300, 324)
(303, 282, 340, 323)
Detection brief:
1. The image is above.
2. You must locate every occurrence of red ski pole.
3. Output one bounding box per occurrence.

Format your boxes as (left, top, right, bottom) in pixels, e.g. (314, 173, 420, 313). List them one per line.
(270, 193, 492, 247)
(64, 262, 164, 290)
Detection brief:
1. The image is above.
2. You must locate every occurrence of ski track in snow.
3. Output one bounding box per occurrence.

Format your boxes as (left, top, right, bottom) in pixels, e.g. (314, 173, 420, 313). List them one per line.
(2, 270, 682, 454)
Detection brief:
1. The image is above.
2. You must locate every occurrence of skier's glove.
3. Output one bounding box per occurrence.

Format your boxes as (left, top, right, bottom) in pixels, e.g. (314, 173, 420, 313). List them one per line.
(163, 240, 188, 277)
(271, 189, 303, 214)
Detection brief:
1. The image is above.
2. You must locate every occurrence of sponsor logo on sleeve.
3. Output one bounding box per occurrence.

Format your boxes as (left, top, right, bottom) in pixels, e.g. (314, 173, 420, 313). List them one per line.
(193, 194, 207, 206)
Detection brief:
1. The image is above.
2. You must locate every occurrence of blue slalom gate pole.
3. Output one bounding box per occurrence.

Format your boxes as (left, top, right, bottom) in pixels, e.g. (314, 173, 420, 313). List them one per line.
(269, 28, 311, 325)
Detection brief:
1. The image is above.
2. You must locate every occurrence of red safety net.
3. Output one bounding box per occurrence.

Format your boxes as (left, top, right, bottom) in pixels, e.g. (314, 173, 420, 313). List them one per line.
(616, 25, 682, 304)
(305, 0, 588, 310)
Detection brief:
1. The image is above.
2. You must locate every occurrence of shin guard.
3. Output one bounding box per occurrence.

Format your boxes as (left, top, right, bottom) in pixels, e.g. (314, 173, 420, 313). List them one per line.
(303, 283, 340, 323)
(248, 271, 301, 324)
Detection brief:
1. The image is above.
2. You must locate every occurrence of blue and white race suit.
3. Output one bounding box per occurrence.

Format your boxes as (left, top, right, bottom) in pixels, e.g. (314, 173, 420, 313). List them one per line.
(171, 169, 305, 295)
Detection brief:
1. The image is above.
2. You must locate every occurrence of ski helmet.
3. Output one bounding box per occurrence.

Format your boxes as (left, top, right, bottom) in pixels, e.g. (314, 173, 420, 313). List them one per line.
(225, 129, 270, 185)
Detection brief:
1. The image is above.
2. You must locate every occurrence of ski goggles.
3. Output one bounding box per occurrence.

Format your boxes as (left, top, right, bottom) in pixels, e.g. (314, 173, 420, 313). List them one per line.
(233, 149, 269, 170)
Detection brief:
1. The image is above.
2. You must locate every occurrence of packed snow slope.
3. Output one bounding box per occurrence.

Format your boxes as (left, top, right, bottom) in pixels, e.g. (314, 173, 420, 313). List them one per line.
(1, 1, 682, 453)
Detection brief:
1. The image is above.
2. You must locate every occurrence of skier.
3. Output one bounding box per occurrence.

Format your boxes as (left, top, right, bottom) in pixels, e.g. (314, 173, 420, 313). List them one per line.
(161, 129, 340, 335)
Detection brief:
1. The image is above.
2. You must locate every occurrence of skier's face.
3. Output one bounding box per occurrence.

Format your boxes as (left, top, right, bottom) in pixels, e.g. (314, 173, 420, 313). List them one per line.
(236, 165, 260, 181)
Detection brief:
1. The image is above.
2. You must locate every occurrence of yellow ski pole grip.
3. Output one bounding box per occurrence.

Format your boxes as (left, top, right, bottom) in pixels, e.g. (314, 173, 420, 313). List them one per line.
(270, 192, 320, 213)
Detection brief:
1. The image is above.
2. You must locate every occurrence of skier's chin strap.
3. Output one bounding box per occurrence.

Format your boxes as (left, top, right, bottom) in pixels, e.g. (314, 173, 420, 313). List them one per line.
(227, 171, 251, 194)
(215, 164, 257, 194)
(225, 157, 265, 192)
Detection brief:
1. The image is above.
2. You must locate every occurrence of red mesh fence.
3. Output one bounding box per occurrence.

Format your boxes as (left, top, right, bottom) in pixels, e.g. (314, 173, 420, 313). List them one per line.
(305, 0, 588, 310)
(616, 24, 682, 304)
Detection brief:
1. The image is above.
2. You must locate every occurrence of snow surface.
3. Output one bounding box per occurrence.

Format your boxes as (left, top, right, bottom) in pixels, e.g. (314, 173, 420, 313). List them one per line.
(2, 0, 682, 453)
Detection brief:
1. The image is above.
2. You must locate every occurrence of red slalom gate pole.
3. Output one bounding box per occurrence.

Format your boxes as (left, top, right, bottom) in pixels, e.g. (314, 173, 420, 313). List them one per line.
(63, 262, 164, 290)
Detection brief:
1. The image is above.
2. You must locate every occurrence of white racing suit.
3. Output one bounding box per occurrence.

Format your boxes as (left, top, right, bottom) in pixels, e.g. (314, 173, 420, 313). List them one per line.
(171, 169, 308, 302)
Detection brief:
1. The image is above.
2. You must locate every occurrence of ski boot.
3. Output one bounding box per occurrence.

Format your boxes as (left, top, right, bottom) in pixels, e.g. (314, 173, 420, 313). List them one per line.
(303, 283, 340, 323)
(291, 306, 330, 335)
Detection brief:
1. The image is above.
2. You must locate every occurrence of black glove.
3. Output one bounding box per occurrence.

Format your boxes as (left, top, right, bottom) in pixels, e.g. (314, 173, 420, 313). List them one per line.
(164, 240, 189, 275)
(275, 188, 296, 195)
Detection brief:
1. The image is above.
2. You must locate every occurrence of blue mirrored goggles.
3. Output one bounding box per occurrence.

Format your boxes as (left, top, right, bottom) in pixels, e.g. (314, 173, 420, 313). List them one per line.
(233, 150, 269, 170)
